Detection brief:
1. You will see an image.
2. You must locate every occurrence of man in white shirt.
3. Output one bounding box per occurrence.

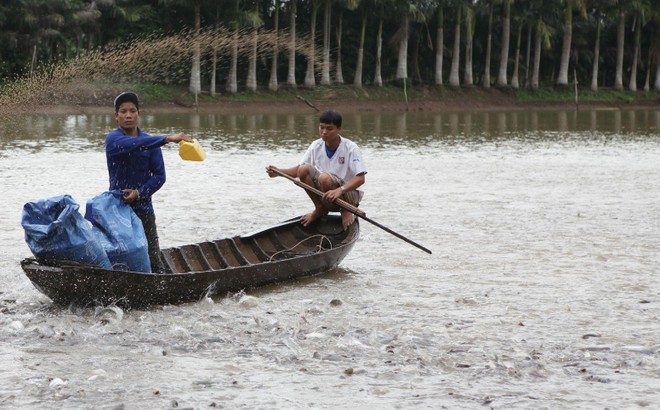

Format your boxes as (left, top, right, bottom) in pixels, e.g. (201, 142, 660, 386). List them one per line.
(267, 110, 367, 230)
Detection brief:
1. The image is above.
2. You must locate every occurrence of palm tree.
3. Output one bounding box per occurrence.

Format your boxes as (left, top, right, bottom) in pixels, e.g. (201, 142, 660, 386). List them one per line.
(449, 0, 463, 86)
(268, 0, 281, 91)
(226, 26, 239, 94)
(434, 1, 445, 86)
(589, 7, 603, 91)
(463, 1, 475, 86)
(373, 2, 384, 86)
(483, 0, 494, 87)
(613, 3, 625, 89)
(353, 0, 367, 87)
(158, 0, 202, 95)
(19, 0, 80, 72)
(72, 1, 101, 56)
(209, 2, 221, 96)
(556, 0, 586, 87)
(510, 15, 523, 88)
(304, 0, 321, 88)
(511, 0, 532, 88)
(628, 0, 651, 91)
(649, 8, 660, 91)
(190, 0, 201, 95)
(393, 1, 435, 83)
(395, 14, 410, 81)
(531, 19, 552, 89)
(321, 0, 332, 85)
(334, 0, 359, 85)
(226, 0, 240, 94)
(371, 0, 396, 86)
(496, 0, 514, 87)
(524, 19, 533, 86)
(286, 0, 297, 88)
(245, 1, 263, 92)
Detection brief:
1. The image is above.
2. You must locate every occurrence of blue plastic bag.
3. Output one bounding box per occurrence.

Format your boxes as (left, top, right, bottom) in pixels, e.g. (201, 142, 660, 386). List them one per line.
(22, 194, 112, 269)
(85, 190, 151, 273)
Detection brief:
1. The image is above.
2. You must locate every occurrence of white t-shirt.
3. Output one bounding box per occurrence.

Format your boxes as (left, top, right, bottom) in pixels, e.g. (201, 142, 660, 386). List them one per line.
(300, 136, 367, 192)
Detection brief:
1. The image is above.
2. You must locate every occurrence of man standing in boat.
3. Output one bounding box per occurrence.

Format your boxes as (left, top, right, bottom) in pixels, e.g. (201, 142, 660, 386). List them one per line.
(267, 110, 367, 231)
(106, 92, 193, 273)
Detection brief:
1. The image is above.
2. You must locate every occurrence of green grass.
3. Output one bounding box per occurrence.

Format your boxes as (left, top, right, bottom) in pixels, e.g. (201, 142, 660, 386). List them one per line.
(516, 87, 659, 104)
(60, 81, 660, 107)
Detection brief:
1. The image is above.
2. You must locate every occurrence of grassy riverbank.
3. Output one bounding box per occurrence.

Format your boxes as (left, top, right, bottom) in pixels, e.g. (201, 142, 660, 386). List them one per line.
(46, 82, 660, 114)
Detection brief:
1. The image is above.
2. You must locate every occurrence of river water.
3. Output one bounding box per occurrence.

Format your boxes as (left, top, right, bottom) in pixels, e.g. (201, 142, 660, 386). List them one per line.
(1, 108, 658, 408)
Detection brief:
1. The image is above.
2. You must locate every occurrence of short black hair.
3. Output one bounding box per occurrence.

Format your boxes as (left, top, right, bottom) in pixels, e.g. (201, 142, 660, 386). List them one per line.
(114, 92, 139, 112)
(319, 110, 342, 127)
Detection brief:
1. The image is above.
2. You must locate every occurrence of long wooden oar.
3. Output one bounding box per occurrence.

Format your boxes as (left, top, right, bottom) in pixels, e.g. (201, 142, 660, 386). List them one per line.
(270, 168, 432, 255)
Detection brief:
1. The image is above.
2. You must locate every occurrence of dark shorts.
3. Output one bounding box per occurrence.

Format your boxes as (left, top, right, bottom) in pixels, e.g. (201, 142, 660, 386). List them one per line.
(308, 167, 363, 209)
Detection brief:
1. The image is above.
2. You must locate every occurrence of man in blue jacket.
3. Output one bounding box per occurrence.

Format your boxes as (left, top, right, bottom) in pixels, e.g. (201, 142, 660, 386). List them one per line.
(106, 92, 192, 273)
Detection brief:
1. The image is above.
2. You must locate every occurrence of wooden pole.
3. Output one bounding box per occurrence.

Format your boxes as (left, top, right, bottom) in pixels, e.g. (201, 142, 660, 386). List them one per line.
(269, 167, 432, 254)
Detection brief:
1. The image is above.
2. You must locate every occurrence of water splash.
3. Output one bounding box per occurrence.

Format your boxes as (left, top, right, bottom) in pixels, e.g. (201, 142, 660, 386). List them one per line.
(0, 26, 315, 120)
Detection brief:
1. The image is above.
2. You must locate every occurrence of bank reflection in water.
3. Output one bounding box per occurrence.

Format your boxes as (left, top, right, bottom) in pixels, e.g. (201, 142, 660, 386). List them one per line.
(4, 108, 659, 149)
(110, 109, 660, 140)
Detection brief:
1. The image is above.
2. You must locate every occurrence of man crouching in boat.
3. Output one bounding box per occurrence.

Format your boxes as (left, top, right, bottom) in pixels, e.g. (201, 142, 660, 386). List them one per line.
(267, 110, 367, 231)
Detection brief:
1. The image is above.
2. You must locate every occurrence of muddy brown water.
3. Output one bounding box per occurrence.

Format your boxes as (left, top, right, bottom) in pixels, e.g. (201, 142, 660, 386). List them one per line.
(1, 108, 659, 408)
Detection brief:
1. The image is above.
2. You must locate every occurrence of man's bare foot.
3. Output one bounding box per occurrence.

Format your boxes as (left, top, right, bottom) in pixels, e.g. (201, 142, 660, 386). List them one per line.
(300, 208, 327, 227)
(340, 210, 356, 231)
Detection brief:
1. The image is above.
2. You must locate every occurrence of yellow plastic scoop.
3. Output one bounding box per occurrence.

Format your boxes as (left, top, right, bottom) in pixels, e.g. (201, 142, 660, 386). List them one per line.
(179, 139, 206, 161)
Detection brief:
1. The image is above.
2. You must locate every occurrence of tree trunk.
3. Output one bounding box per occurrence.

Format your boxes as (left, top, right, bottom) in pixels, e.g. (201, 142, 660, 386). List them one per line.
(87, 32, 94, 54)
(644, 39, 652, 91)
(226, 29, 238, 94)
(590, 18, 601, 92)
(483, 0, 493, 88)
(247, 29, 259, 92)
(247, 1, 260, 92)
(449, 8, 461, 87)
(629, 17, 640, 92)
(614, 11, 625, 90)
(189, 0, 202, 95)
(30, 44, 37, 75)
(304, 1, 319, 88)
(435, 4, 444, 86)
(532, 22, 542, 89)
(335, 11, 344, 84)
(354, 13, 366, 88)
(653, 23, 660, 91)
(496, 0, 511, 87)
(511, 20, 522, 89)
(464, 9, 473, 86)
(286, 0, 297, 88)
(395, 15, 409, 80)
(269, 0, 280, 92)
(374, 18, 383, 86)
(524, 23, 532, 87)
(210, 49, 217, 96)
(556, 2, 572, 86)
(412, 32, 422, 84)
(321, 0, 331, 85)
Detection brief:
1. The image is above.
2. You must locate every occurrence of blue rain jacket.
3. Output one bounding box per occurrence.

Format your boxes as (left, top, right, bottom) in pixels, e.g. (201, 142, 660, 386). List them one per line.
(105, 127, 167, 216)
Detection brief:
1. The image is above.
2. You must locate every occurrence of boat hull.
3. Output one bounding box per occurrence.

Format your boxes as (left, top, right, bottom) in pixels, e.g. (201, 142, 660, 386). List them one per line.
(21, 215, 358, 308)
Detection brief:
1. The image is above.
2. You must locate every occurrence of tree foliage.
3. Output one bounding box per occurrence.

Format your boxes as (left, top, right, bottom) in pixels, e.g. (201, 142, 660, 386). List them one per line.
(0, 0, 658, 91)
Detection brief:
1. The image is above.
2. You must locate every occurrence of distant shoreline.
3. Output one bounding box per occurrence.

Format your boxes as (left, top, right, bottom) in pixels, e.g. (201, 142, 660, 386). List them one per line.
(33, 99, 659, 116)
(29, 85, 660, 115)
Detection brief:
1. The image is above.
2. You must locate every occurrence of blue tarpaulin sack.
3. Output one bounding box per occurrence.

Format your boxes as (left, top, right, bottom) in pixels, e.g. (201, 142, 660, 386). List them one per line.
(84, 190, 151, 273)
(22, 194, 112, 269)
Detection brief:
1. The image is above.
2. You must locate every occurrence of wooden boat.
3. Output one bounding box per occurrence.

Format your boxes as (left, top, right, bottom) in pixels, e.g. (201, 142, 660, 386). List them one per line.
(20, 215, 359, 308)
